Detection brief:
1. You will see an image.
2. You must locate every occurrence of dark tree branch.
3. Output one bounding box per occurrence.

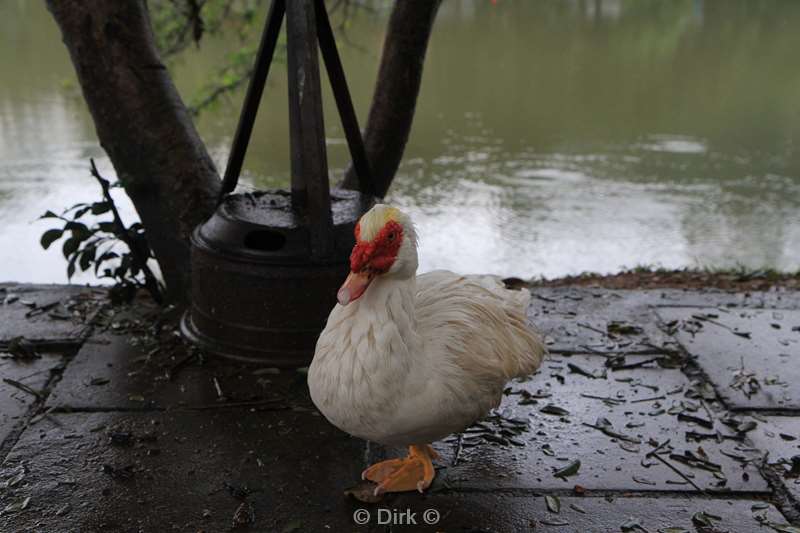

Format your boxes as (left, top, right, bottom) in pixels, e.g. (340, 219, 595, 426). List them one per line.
(46, 0, 222, 302)
(339, 0, 442, 198)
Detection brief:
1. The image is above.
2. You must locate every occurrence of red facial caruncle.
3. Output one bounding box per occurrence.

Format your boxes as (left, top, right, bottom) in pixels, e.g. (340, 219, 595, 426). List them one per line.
(350, 220, 404, 274)
(337, 220, 404, 306)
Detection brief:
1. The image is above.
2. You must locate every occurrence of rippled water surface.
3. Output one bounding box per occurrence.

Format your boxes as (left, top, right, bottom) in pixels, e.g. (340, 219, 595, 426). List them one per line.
(1, 0, 799, 283)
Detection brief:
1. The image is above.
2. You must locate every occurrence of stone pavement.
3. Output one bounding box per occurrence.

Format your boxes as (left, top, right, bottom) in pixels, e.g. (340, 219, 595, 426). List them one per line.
(1, 282, 799, 532)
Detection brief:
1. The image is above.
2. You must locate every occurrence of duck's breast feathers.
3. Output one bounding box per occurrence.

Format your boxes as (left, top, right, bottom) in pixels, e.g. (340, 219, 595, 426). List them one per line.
(415, 271, 546, 381)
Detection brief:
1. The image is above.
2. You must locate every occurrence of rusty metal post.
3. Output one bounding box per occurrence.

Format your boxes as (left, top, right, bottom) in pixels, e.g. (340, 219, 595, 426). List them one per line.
(314, 0, 375, 197)
(286, 0, 334, 260)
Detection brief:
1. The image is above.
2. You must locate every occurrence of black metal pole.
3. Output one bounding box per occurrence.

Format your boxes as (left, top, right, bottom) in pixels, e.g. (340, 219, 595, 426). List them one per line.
(314, 0, 375, 198)
(218, 0, 286, 204)
(286, 0, 335, 259)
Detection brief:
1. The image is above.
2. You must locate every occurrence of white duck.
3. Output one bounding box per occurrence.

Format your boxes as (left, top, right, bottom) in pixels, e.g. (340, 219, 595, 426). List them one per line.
(308, 204, 546, 495)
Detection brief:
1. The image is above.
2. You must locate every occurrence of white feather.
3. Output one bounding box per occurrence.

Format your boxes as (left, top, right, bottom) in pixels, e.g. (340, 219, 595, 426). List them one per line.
(308, 208, 546, 447)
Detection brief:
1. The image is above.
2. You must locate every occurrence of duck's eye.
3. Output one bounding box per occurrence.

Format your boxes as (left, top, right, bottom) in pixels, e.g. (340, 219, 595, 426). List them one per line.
(387, 231, 397, 242)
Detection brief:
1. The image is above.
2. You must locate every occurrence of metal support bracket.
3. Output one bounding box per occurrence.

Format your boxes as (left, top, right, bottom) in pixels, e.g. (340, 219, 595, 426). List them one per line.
(218, 0, 374, 260)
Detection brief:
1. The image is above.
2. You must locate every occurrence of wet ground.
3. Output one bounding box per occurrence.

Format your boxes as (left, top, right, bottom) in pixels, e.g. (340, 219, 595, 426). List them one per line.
(1, 283, 799, 532)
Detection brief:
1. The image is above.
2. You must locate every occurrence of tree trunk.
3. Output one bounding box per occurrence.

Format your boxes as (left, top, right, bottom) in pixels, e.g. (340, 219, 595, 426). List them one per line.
(339, 0, 442, 198)
(46, 0, 221, 302)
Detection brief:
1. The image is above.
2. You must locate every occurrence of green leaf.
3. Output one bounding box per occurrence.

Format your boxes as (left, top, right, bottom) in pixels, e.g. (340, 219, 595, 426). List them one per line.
(545, 495, 560, 513)
(40, 210, 59, 219)
(607, 321, 644, 336)
(62, 237, 81, 259)
(766, 524, 800, 533)
(72, 206, 92, 219)
(40, 229, 64, 250)
(79, 246, 96, 272)
(540, 404, 570, 416)
(97, 222, 118, 234)
(569, 503, 586, 514)
(691, 511, 722, 527)
(621, 518, 648, 532)
(64, 202, 88, 213)
(553, 460, 581, 479)
(65, 221, 89, 235)
(67, 253, 78, 280)
(94, 251, 120, 274)
(91, 202, 111, 215)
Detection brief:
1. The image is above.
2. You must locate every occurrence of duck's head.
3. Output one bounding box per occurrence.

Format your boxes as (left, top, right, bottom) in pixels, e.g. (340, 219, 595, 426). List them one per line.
(337, 204, 418, 306)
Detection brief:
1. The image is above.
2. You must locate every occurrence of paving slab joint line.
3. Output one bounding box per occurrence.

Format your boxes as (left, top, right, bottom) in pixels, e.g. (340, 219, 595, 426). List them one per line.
(428, 487, 775, 499)
(650, 307, 732, 410)
(757, 461, 800, 524)
(0, 357, 71, 463)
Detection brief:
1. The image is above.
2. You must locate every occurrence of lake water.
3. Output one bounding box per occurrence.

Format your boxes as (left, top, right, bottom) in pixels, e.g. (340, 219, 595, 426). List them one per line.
(1, 0, 799, 284)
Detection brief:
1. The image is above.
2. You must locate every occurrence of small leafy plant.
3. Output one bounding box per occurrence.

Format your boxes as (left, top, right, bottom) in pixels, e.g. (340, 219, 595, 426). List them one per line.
(39, 159, 164, 304)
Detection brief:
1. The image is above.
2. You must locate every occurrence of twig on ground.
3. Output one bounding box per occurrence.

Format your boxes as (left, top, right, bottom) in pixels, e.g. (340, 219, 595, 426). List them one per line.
(167, 351, 198, 381)
(609, 357, 661, 371)
(577, 322, 607, 336)
(646, 439, 705, 493)
(580, 393, 625, 405)
(3, 378, 42, 399)
(630, 395, 666, 403)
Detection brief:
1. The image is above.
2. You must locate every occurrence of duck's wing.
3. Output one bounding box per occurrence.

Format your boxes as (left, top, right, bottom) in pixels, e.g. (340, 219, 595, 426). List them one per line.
(415, 271, 546, 384)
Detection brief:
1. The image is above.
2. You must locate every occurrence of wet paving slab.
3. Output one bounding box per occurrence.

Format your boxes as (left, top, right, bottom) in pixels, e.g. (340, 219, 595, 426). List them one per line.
(657, 307, 800, 410)
(0, 284, 102, 347)
(0, 352, 65, 450)
(528, 288, 800, 356)
(0, 409, 366, 533)
(425, 354, 769, 494)
(528, 289, 675, 354)
(45, 332, 303, 411)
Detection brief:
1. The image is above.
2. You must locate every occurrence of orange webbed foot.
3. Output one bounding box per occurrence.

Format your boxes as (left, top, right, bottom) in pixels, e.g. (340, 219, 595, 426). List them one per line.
(361, 458, 405, 483)
(363, 444, 439, 496)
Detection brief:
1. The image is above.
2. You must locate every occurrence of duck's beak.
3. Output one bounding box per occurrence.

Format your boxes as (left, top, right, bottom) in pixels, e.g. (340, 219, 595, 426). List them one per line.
(337, 270, 374, 306)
